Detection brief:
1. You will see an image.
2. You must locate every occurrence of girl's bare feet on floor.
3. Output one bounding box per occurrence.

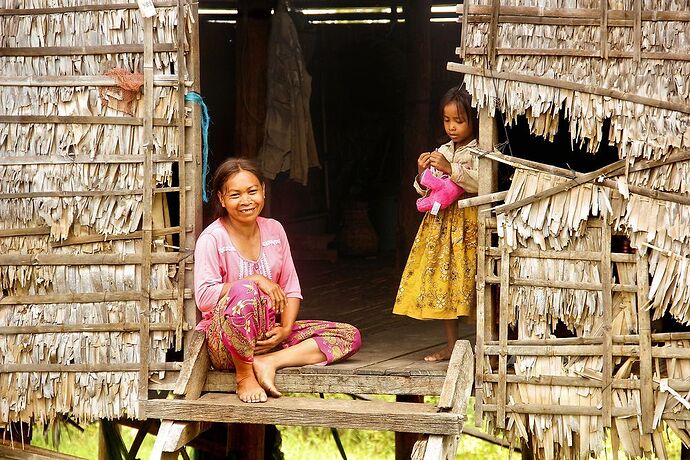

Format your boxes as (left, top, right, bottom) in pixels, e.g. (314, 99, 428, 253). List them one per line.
(236, 374, 268, 403)
(424, 346, 453, 362)
(253, 356, 282, 397)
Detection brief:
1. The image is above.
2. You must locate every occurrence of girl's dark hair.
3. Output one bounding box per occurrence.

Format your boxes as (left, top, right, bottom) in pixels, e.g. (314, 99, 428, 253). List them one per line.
(210, 157, 264, 218)
(440, 85, 478, 141)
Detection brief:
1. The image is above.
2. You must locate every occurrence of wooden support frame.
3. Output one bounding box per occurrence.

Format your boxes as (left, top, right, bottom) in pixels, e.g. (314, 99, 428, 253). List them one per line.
(474, 107, 499, 425)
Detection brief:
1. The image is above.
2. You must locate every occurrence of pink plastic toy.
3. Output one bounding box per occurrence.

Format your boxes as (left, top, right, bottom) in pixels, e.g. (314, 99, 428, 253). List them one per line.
(416, 168, 465, 215)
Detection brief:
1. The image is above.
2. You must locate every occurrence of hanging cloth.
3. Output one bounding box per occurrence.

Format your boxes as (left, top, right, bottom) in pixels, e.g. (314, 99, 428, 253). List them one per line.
(258, 2, 320, 185)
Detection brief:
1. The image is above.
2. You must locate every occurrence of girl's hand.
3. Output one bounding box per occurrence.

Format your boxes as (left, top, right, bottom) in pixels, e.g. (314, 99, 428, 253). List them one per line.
(417, 151, 432, 175)
(248, 274, 287, 314)
(429, 151, 452, 175)
(255, 325, 291, 354)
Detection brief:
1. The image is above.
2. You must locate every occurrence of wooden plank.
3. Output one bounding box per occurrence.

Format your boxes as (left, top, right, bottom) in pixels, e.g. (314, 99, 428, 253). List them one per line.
(448, 63, 690, 115)
(50, 226, 184, 248)
(438, 340, 474, 410)
(487, 0, 500, 65)
(600, 221, 613, 428)
(0, 154, 184, 165)
(637, 254, 653, 434)
(483, 275, 636, 292)
(0, 442, 87, 460)
(145, 393, 463, 435)
(155, 371, 448, 396)
(173, 331, 209, 398)
(460, 0, 470, 59)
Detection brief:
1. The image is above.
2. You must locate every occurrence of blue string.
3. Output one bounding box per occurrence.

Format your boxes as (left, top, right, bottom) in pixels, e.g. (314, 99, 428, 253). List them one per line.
(184, 91, 211, 203)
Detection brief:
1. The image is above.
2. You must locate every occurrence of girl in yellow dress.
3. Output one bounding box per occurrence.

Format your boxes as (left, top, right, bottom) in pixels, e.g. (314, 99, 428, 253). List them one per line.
(393, 85, 479, 362)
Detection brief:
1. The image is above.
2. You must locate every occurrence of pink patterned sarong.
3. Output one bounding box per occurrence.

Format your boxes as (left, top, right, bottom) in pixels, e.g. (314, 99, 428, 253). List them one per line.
(205, 280, 361, 370)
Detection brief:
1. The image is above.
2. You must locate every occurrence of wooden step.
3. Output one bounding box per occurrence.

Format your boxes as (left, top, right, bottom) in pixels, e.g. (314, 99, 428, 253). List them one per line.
(144, 392, 462, 435)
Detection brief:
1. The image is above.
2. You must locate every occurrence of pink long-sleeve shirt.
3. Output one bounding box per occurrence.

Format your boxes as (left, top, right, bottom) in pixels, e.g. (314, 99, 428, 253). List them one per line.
(193, 217, 302, 331)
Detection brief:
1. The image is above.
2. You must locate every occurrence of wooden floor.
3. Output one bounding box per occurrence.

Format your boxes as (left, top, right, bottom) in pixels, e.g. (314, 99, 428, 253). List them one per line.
(293, 256, 476, 384)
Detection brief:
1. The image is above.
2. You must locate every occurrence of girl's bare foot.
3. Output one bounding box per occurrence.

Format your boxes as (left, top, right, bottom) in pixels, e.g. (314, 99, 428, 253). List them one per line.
(424, 346, 453, 362)
(253, 356, 282, 397)
(236, 374, 267, 403)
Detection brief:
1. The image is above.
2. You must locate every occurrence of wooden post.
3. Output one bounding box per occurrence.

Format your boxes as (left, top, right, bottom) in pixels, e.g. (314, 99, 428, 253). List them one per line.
(226, 423, 266, 460)
(139, 13, 155, 420)
(396, 395, 423, 460)
(398, 0, 431, 256)
(600, 221, 613, 429)
(234, 0, 274, 158)
(637, 253, 653, 445)
(474, 108, 498, 424)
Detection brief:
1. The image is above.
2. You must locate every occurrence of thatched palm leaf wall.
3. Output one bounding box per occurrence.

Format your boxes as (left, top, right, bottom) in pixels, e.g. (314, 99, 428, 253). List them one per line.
(454, 0, 690, 458)
(0, 0, 200, 427)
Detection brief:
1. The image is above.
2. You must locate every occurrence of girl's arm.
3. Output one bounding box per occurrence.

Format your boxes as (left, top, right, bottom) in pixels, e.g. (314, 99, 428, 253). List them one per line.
(450, 159, 479, 194)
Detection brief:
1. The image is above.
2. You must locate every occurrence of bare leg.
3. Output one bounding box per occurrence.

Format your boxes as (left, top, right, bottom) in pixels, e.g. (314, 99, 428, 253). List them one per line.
(424, 319, 459, 362)
(253, 338, 326, 398)
(233, 356, 267, 403)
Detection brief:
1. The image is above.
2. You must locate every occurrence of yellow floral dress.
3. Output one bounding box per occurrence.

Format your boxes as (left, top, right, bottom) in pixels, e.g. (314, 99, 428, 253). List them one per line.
(393, 139, 479, 320)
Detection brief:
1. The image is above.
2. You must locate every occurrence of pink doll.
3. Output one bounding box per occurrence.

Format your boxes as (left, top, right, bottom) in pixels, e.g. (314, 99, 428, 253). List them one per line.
(416, 168, 465, 215)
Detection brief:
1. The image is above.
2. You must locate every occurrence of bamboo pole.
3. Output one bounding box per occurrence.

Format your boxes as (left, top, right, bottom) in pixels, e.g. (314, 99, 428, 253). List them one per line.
(175, 0, 188, 352)
(497, 244, 509, 429)
(461, 5, 690, 20)
(457, 191, 507, 209)
(0, 363, 181, 373)
(462, 47, 690, 61)
(0, 289, 191, 305)
(0, 43, 177, 57)
(0, 1, 178, 15)
(0, 75, 186, 87)
(466, 148, 690, 206)
(50, 226, 184, 248)
(486, 247, 636, 262)
(460, 0, 470, 59)
(633, 0, 642, 62)
(487, 0, 500, 66)
(0, 253, 180, 265)
(447, 63, 690, 114)
(0, 154, 184, 165)
(0, 322, 183, 334)
(183, 0, 203, 356)
(0, 115, 184, 127)
(484, 275, 637, 292)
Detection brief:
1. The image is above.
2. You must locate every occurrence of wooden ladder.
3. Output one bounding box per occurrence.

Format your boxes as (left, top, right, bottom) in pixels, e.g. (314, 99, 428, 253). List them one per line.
(147, 335, 473, 460)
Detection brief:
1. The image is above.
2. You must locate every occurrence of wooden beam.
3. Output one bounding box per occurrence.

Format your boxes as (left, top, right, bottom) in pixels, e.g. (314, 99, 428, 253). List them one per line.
(0, 442, 87, 460)
(145, 393, 463, 435)
(447, 62, 690, 114)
